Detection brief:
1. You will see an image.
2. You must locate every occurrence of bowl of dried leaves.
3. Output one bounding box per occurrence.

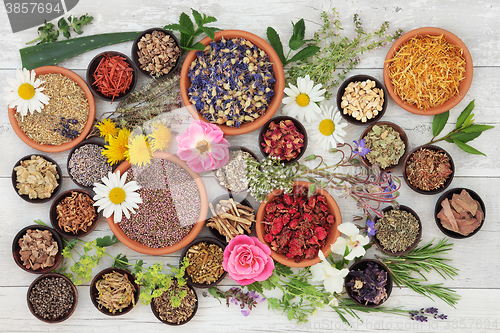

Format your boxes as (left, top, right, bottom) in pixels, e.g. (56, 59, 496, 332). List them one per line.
(12, 224, 63, 274)
(49, 189, 100, 238)
(151, 279, 198, 325)
(214, 146, 259, 194)
(434, 188, 485, 239)
(12, 154, 62, 204)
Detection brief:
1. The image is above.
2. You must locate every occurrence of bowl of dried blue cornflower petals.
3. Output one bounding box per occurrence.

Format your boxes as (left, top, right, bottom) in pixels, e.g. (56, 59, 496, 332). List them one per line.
(180, 30, 285, 136)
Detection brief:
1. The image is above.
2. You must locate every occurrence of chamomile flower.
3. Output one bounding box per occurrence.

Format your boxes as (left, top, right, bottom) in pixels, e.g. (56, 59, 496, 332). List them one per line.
(309, 105, 347, 151)
(93, 170, 142, 223)
(282, 74, 326, 124)
(4, 68, 50, 119)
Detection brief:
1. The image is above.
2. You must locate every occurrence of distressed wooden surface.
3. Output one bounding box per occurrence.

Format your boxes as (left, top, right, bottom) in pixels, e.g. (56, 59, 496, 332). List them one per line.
(1, 0, 499, 332)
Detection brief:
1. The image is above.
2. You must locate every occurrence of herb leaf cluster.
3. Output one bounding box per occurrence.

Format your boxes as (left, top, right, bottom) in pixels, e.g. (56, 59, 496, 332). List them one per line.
(26, 14, 93, 45)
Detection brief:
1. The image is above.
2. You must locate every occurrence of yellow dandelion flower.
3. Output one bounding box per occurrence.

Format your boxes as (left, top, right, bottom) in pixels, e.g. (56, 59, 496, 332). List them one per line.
(96, 118, 119, 140)
(148, 123, 172, 152)
(127, 134, 152, 167)
(103, 127, 131, 165)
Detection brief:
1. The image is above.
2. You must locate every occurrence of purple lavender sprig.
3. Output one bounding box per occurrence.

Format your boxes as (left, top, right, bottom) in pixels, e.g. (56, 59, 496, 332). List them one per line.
(409, 307, 448, 322)
(209, 287, 265, 316)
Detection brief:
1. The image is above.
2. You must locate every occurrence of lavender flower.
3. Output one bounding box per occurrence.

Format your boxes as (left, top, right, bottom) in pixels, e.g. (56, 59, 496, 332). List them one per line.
(409, 307, 447, 321)
(366, 219, 377, 238)
(346, 261, 388, 305)
(353, 139, 370, 157)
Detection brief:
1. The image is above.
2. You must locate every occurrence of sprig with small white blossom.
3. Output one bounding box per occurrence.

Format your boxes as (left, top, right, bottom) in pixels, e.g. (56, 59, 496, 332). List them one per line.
(246, 156, 295, 202)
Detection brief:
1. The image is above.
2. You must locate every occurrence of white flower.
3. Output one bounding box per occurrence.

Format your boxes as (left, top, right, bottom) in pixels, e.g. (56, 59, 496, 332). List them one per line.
(310, 251, 349, 294)
(328, 297, 339, 307)
(93, 170, 143, 223)
(282, 74, 326, 123)
(4, 68, 50, 119)
(308, 104, 347, 151)
(330, 222, 370, 260)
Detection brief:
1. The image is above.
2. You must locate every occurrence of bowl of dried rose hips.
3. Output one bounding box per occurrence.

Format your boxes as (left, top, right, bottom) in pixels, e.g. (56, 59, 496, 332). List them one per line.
(255, 181, 342, 267)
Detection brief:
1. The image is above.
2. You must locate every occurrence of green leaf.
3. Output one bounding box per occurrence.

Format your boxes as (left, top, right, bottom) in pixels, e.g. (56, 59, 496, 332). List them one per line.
(461, 124, 495, 133)
(432, 111, 449, 137)
(96, 235, 120, 247)
(203, 15, 217, 24)
(201, 26, 218, 40)
(304, 154, 317, 161)
(266, 27, 286, 66)
(112, 254, 129, 269)
(163, 23, 193, 36)
(455, 100, 474, 129)
(208, 287, 222, 303)
(289, 39, 305, 50)
(178, 12, 194, 34)
(184, 42, 206, 51)
(57, 17, 69, 30)
(308, 184, 317, 196)
(290, 19, 306, 43)
(448, 131, 482, 143)
(462, 113, 475, 128)
(191, 9, 203, 27)
(453, 139, 486, 156)
(287, 46, 320, 64)
(34, 219, 48, 227)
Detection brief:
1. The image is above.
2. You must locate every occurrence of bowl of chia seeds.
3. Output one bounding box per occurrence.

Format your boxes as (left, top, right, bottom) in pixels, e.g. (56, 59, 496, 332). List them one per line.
(214, 146, 258, 194)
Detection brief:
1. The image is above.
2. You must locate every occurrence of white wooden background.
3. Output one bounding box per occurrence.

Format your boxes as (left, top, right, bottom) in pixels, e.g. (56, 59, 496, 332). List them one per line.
(1, 0, 499, 332)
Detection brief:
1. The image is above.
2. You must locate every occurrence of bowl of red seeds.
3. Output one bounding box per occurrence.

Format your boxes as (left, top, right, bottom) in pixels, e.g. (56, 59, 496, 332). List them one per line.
(86, 51, 137, 103)
(255, 181, 342, 268)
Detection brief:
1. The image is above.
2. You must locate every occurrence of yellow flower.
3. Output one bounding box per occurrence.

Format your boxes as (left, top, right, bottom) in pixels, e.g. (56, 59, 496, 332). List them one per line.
(148, 123, 172, 152)
(103, 127, 131, 165)
(126, 134, 152, 167)
(96, 118, 119, 140)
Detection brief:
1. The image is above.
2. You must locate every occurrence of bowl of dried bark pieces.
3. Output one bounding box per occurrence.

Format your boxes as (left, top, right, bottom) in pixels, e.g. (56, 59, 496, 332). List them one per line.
(49, 189, 100, 238)
(206, 194, 255, 244)
(12, 224, 63, 274)
(434, 188, 486, 238)
(12, 154, 62, 204)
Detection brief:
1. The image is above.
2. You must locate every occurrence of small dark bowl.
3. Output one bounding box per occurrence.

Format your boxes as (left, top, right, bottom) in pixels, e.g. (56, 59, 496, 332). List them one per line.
(403, 144, 455, 195)
(215, 145, 259, 194)
(180, 237, 227, 288)
(359, 121, 408, 172)
(12, 224, 63, 274)
(90, 268, 140, 316)
(345, 259, 393, 307)
(12, 154, 62, 203)
(67, 137, 113, 191)
(207, 193, 255, 244)
(131, 27, 182, 77)
(27, 272, 78, 323)
(150, 280, 198, 325)
(336, 74, 388, 125)
(259, 116, 308, 165)
(49, 189, 101, 238)
(434, 187, 486, 239)
(86, 51, 137, 102)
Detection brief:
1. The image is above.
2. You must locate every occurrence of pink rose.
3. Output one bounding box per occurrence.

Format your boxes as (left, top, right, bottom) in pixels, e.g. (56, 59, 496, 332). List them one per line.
(223, 235, 275, 286)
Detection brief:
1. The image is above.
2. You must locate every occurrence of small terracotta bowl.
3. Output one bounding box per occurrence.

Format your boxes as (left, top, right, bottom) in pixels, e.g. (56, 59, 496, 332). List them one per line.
(87, 51, 137, 102)
(131, 27, 182, 77)
(214, 145, 259, 194)
(12, 154, 62, 204)
(403, 144, 455, 195)
(49, 189, 101, 238)
(151, 280, 198, 325)
(259, 116, 308, 165)
(90, 268, 140, 316)
(180, 237, 227, 288)
(345, 259, 393, 307)
(336, 74, 388, 125)
(434, 187, 486, 239)
(12, 224, 63, 274)
(359, 121, 408, 172)
(373, 205, 422, 256)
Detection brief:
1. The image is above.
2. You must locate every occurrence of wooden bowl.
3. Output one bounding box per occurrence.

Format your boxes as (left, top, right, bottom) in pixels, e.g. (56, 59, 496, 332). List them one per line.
(180, 29, 285, 136)
(383, 27, 473, 115)
(8, 66, 96, 153)
(151, 280, 198, 325)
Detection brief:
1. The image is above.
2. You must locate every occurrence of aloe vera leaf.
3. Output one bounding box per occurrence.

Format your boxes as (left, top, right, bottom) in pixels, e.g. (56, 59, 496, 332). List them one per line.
(20, 31, 141, 70)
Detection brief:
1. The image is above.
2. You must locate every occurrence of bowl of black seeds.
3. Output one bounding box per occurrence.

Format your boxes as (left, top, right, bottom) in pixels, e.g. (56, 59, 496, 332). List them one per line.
(67, 137, 113, 190)
(27, 272, 78, 323)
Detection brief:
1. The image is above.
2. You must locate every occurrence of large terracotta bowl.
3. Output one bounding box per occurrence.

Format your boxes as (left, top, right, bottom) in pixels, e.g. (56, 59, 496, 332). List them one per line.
(106, 152, 208, 255)
(180, 29, 285, 135)
(255, 181, 342, 268)
(383, 27, 473, 115)
(8, 66, 96, 152)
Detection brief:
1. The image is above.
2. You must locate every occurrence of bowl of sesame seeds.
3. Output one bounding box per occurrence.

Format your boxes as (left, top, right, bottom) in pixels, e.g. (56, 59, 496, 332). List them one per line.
(180, 29, 285, 135)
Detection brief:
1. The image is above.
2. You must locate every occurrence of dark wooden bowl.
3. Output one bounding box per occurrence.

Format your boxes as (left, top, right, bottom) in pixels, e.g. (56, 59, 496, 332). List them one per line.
(214, 145, 259, 194)
(150, 280, 198, 325)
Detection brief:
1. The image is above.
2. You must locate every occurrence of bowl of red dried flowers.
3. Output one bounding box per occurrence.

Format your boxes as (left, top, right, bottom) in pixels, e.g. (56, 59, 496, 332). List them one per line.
(255, 181, 342, 268)
(403, 144, 454, 195)
(258, 116, 308, 165)
(434, 188, 485, 239)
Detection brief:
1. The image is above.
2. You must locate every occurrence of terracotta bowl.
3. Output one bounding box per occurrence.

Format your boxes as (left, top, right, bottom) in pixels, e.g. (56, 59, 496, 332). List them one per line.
(258, 116, 308, 165)
(345, 259, 393, 307)
(49, 189, 101, 238)
(434, 187, 486, 239)
(359, 121, 408, 172)
(106, 152, 208, 255)
(336, 74, 388, 125)
(373, 205, 422, 256)
(12, 224, 63, 274)
(180, 29, 285, 136)
(214, 145, 259, 194)
(90, 267, 140, 316)
(12, 154, 62, 204)
(255, 181, 342, 268)
(383, 27, 473, 115)
(150, 280, 198, 325)
(403, 144, 455, 195)
(27, 272, 78, 323)
(8, 66, 96, 153)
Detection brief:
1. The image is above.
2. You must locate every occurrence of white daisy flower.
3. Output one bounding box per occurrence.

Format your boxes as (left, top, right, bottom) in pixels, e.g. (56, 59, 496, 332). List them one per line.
(93, 170, 143, 223)
(309, 104, 347, 151)
(4, 68, 50, 119)
(282, 74, 326, 124)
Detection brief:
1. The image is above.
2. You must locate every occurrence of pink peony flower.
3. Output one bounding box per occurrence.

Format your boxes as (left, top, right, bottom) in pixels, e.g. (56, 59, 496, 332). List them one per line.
(176, 120, 230, 173)
(223, 235, 275, 286)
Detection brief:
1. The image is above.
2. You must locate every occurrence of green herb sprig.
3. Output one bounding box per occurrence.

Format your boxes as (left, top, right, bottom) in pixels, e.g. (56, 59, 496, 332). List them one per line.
(26, 14, 93, 45)
(427, 100, 494, 156)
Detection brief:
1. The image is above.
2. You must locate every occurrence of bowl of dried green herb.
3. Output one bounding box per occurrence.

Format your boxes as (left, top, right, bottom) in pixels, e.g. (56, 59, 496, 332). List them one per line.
(151, 279, 198, 325)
